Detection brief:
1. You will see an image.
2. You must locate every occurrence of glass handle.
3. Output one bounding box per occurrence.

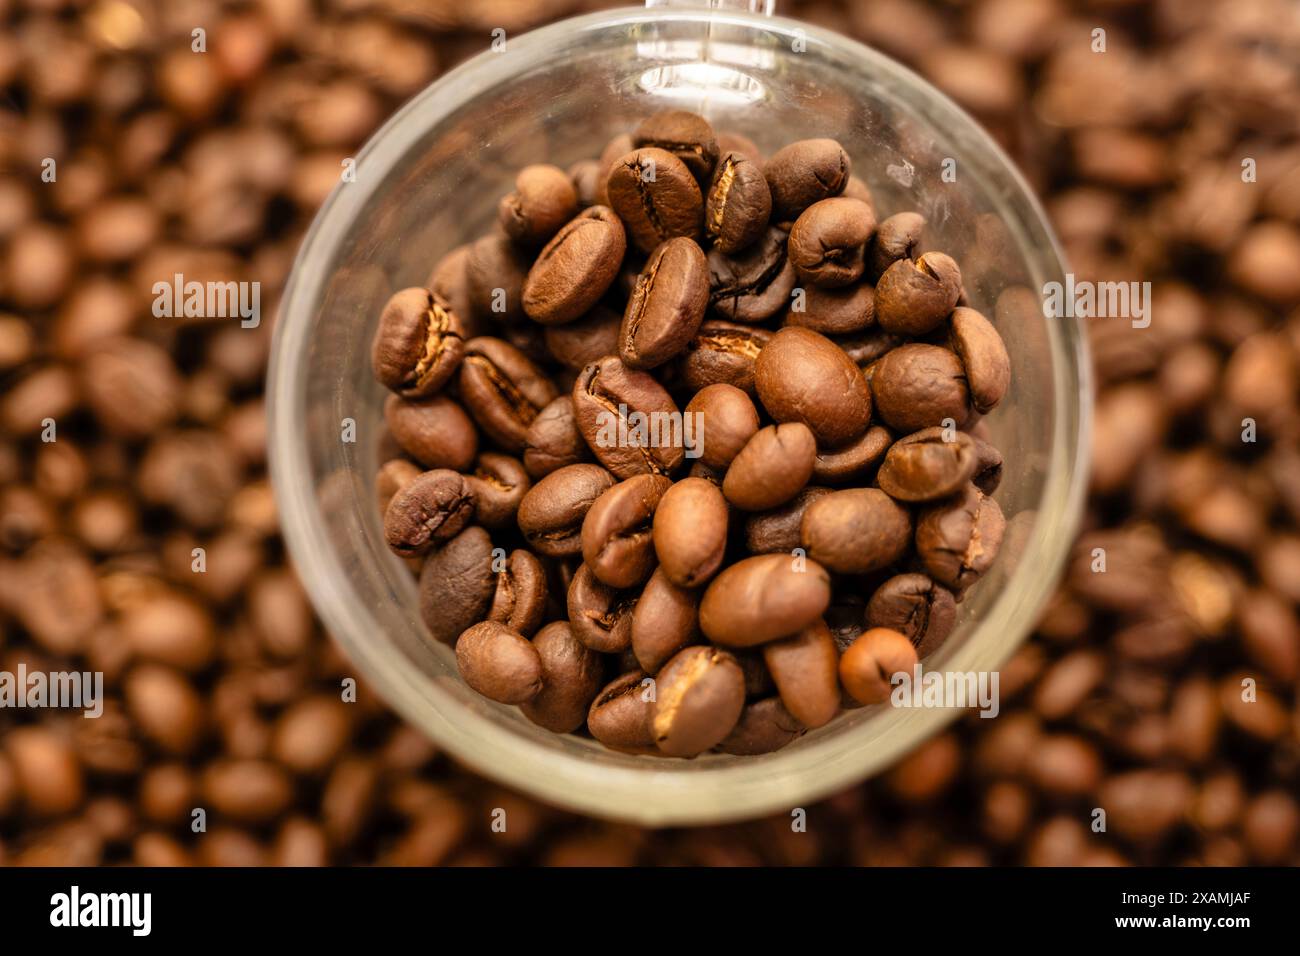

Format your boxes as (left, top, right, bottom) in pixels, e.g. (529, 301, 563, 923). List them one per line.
(644, 0, 776, 15)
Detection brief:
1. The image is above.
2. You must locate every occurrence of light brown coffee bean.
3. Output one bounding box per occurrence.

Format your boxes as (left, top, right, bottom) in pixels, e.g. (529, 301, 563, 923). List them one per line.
(522, 206, 627, 324)
(455, 621, 544, 705)
(763, 619, 840, 728)
(631, 567, 701, 674)
(723, 422, 817, 511)
(801, 488, 913, 574)
(581, 473, 673, 588)
(653, 476, 729, 587)
(651, 646, 745, 757)
(839, 627, 918, 706)
(520, 622, 604, 733)
(699, 553, 832, 647)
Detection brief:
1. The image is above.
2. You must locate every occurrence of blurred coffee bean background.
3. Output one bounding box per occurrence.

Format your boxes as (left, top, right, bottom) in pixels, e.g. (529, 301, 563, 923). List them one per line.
(1, 0, 1298, 866)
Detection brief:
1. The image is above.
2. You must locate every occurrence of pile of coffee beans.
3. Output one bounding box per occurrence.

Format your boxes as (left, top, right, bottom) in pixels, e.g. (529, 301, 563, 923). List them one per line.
(373, 110, 1012, 757)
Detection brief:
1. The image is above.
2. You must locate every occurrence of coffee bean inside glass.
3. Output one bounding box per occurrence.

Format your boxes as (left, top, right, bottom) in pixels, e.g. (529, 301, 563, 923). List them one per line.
(269, 4, 1089, 825)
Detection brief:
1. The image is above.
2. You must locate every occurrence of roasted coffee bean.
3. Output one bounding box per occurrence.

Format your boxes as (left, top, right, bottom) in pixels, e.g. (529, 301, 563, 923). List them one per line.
(764, 138, 850, 223)
(572, 355, 684, 478)
(634, 110, 719, 182)
(586, 670, 656, 751)
(812, 425, 893, 484)
(788, 197, 876, 288)
(705, 150, 772, 254)
(869, 211, 926, 279)
(376, 458, 421, 512)
(384, 393, 477, 471)
(744, 486, 833, 554)
(653, 476, 729, 586)
(877, 427, 978, 501)
(763, 619, 840, 728)
(620, 237, 709, 369)
(754, 327, 872, 445)
(427, 244, 479, 336)
(543, 305, 621, 369)
(486, 549, 548, 637)
(838, 328, 904, 367)
(949, 306, 1010, 413)
(581, 474, 673, 588)
(605, 147, 703, 253)
(651, 646, 745, 757)
(465, 234, 529, 323)
(971, 438, 1004, 495)
(458, 336, 557, 452)
(699, 553, 832, 647)
(631, 568, 700, 674)
(567, 562, 636, 653)
(523, 396, 590, 478)
(723, 422, 817, 511)
(498, 164, 578, 247)
(708, 226, 797, 323)
(786, 282, 875, 334)
(870, 344, 970, 433)
(683, 383, 759, 469)
(522, 206, 627, 324)
(866, 573, 958, 658)
(383, 469, 475, 556)
(839, 627, 919, 706)
(679, 321, 771, 395)
(519, 621, 604, 733)
(463, 452, 531, 528)
(875, 252, 962, 336)
(801, 487, 913, 574)
(715, 697, 805, 755)
(455, 621, 543, 705)
(915, 484, 1006, 591)
(516, 463, 615, 557)
(371, 287, 465, 398)
(418, 526, 496, 645)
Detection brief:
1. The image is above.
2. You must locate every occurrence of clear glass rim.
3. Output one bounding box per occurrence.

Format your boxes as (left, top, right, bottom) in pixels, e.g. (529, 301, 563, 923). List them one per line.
(268, 5, 1093, 826)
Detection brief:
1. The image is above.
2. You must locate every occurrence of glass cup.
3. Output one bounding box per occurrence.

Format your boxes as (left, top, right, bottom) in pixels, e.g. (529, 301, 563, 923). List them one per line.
(268, 2, 1091, 825)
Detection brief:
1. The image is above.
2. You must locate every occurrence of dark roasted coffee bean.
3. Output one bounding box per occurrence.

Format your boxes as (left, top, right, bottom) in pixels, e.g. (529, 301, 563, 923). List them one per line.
(587, 670, 656, 750)
(705, 150, 771, 254)
(866, 573, 957, 659)
(463, 452, 531, 528)
(723, 422, 817, 511)
(755, 327, 872, 446)
(763, 619, 840, 728)
(605, 147, 703, 253)
(971, 437, 1004, 495)
(523, 396, 590, 479)
(567, 562, 636, 653)
(498, 164, 578, 247)
(679, 321, 771, 395)
(487, 549, 548, 637)
(802, 487, 912, 574)
(371, 288, 465, 398)
(708, 226, 797, 323)
(786, 282, 875, 335)
(465, 234, 529, 323)
(426, 244, 480, 336)
(384, 393, 477, 471)
(543, 305, 622, 369)
(916, 484, 1006, 591)
(458, 336, 558, 452)
(764, 138, 850, 223)
(522, 206, 626, 324)
(651, 645, 745, 757)
(631, 568, 700, 674)
(581, 473, 673, 588)
(700, 553, 832, 646)
(744, 486, 833, 554)
(634, 110, 719, 182)
(683, 383, 759, 469)
(838, 328, 904, 367)
(384, 469, 475, 556)
(875, 252, 962, 336)
(653, 476, 729, 586)
(455, 621, 543, 705)
(870, 344, 970, 433)
(571, 355, 684, 478)
(716, 697, 805, 755)
(418, 526, 495, 645)
(812, 425, 893, 485)
(877, 427, 978, 502)
(949, 306, 1010, 413)
(839, 627, 918, 706)
(869, 211, 925, 279)
(620, 237, 709, 369)
(788, 197, 876, 288)
(516, 463, 615, 557)
(520, 622, 604, 733)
